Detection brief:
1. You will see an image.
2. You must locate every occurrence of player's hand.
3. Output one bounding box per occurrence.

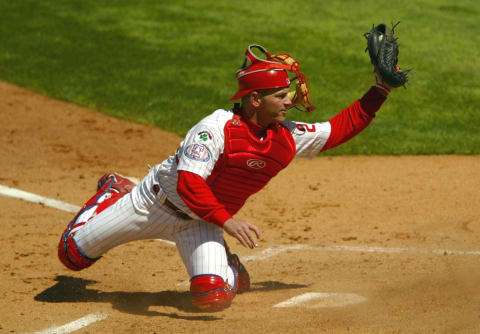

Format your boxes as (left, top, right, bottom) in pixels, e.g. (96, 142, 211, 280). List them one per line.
(374, 67, 400, 96)
(223, 218, 260, 249)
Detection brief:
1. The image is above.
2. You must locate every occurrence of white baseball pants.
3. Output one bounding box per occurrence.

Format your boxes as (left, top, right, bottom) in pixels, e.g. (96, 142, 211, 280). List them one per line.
(72, 185, 235, 285)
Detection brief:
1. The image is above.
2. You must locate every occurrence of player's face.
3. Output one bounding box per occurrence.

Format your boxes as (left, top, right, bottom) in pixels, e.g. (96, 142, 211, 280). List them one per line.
(256, 87, 292, 127)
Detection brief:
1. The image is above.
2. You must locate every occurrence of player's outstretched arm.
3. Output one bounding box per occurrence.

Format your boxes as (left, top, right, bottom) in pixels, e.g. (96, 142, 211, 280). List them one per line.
(223, 219, 260, 249)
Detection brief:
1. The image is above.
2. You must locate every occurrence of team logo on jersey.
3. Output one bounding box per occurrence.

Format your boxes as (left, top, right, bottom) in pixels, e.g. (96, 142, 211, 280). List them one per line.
(184, 144, 211, 162)
(246, 159, 266, 169)
(197, 130, 213, 142)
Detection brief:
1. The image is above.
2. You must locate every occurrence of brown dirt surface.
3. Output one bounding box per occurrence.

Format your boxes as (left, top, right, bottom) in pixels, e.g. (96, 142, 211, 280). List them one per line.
(1, 80, 480, 333)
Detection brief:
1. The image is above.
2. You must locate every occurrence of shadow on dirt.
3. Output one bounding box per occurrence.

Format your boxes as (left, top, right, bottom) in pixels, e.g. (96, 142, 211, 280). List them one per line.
(35, 276, 307, 319)
(250, 281, 309, 292)
(34, 275, 218, 320)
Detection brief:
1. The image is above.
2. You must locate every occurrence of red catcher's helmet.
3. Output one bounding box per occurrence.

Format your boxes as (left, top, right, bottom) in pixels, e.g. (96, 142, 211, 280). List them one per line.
(230, 44, 315, 112)
(230, 45, 290, 101)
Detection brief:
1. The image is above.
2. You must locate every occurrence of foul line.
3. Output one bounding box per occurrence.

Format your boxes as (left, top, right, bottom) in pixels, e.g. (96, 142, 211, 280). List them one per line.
(325, 244, 480, 256)
(0, 184, 81, 214)
(27, 312, 108, 334)
(241, 244, 480, 262)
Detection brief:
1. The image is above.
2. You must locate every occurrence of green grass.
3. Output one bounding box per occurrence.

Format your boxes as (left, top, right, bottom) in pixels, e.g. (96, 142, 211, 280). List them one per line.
(0, 0, 479, 154)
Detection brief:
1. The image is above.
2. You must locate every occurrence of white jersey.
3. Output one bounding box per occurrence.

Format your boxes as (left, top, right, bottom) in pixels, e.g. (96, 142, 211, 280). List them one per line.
(71, 108, 332, 288)
(132, 109, 331, 218)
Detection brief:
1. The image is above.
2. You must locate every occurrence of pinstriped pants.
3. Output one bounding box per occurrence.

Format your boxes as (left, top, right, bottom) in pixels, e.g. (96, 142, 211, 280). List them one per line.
(72, 186, 234, 284)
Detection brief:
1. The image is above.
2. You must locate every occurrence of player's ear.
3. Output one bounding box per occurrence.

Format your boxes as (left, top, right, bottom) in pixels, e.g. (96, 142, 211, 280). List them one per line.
(250, 91, 263, 108)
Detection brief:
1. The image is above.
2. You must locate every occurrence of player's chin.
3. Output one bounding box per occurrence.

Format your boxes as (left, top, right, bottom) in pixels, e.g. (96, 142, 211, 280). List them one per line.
(276, 112, 287, 122)
(270, 118, 285, 127)
(266, 113, 286, 127)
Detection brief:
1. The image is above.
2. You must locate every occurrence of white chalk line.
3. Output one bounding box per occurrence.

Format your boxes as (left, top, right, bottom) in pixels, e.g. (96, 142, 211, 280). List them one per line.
(274, 292, 367, 308)
(158, 239, 176, 246)
(0, 181, 177, 245)
(0, 184, 81, 214)
(241, 244, 480, 262)
(0, 177, 139, 214)
(26, 312, 108, 334)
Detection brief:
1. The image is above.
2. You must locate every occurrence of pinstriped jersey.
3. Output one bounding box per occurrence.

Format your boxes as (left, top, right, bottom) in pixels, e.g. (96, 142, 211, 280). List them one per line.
(132, 109, 331, 218)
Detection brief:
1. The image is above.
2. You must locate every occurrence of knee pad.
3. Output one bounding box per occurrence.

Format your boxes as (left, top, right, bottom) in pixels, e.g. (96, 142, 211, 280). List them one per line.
(57, 179, 125, 271)
(58, 225, 98, 271)
(190, 275, 236, 311)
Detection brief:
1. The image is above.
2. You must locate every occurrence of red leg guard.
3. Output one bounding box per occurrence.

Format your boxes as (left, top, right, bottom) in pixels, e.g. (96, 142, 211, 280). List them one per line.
(58, 227, 97, 271)
(57, 173, 135, 271)
(190, 275, 236, 312)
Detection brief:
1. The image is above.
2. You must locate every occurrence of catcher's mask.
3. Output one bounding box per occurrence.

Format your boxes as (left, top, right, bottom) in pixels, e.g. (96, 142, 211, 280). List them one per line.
(230, 44, 315, 112)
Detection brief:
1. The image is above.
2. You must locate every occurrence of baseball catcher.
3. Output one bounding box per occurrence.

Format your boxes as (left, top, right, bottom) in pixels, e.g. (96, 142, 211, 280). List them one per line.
(57, 25, 410, 312)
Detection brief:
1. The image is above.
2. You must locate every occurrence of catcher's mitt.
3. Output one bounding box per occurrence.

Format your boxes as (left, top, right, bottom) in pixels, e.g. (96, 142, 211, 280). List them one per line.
(364, 22, 410, 88)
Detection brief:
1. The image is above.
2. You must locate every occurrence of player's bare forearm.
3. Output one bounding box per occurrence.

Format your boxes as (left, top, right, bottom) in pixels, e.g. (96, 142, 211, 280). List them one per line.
(223, 218, 260, 249)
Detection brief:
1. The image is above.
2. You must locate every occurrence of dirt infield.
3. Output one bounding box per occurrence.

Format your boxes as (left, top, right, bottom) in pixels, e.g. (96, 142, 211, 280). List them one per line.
(1, 81, 479, 333)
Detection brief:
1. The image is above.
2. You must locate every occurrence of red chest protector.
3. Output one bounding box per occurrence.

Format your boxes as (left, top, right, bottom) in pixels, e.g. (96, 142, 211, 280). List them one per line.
(206, 114, 296, 215)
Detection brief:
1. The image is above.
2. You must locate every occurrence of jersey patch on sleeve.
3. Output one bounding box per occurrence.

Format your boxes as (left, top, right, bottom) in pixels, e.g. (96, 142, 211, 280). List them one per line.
(196, 130, 213, 142)
(184, 143, 211, 162)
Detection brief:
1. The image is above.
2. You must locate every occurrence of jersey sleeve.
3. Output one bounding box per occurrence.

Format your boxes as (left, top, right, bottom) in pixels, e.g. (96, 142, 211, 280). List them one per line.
(282, 120, 332, 158)
(177, 170, 232, 227)
(320, 86, 386, 151)
(176, 110, 228, 179)
(284, 86, 387, 157)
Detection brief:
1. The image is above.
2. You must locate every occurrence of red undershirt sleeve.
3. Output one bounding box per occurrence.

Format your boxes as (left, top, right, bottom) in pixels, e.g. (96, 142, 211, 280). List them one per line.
(321, 86, 387, 152)
(177, 170, 232, 227)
